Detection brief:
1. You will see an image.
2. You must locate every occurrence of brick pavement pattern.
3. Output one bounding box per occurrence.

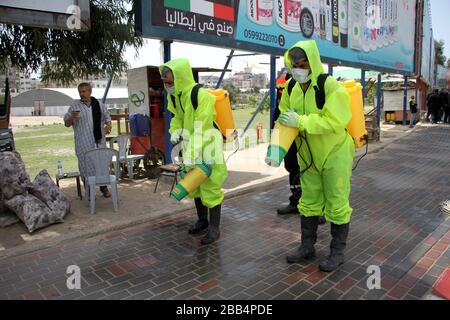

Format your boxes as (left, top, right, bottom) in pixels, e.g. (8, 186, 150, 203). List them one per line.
(0, 126, 449, 300)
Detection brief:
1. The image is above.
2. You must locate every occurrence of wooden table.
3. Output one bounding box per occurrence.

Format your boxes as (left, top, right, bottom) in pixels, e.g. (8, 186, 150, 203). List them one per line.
(56, 172, 83, 200)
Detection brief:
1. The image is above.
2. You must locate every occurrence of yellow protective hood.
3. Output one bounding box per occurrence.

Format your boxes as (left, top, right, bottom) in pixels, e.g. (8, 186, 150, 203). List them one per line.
(159, 58, 196, 95)
(284, 40, 325, 86)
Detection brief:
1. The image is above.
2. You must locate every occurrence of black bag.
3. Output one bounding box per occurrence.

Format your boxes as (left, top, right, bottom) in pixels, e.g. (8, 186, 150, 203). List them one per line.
(143, 146, 165, 179)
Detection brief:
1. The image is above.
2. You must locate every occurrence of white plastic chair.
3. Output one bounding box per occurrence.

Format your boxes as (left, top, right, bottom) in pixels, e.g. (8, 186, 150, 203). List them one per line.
(109, 134, 145, 179)
(83, 148, 119, 214)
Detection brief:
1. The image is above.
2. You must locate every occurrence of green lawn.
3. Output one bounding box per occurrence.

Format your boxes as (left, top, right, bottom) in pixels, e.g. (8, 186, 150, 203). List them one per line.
(233, 107, 269, 131)
(14, 122, 124, 179)
(13, 109, 269, 179)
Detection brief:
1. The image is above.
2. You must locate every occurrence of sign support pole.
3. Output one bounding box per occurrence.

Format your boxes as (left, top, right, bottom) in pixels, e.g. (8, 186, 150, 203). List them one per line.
(163, 40, 172, 163)
(269, 55, 276, 135)
(403, 76, 408, 126)
(377, 73, 382, 128)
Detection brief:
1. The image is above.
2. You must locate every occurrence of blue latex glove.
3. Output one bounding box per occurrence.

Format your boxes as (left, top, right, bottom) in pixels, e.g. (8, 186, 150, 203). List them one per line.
(279, 110, 299, 128)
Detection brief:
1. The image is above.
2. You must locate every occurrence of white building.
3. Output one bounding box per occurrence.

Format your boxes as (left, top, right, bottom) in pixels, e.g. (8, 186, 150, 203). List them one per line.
(11, 88, 129, 116)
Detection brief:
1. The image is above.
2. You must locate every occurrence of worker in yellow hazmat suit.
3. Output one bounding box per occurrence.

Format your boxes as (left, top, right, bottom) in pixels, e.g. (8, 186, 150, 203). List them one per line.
(160, 59, 228, 245)
(278, 40, 355, 272)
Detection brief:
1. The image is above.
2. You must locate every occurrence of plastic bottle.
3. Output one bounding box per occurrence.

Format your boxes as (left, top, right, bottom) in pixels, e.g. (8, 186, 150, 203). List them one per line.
(319, 0, 326, 40)
(276, 0, 301, 32)
(338, 0, 348, 48)
(348, 0, 364, 51)
(331, 0, 339, 44)
(247, 0, 274, 26)
(325, 0, 333, 42)
(57, 160, 63, 176)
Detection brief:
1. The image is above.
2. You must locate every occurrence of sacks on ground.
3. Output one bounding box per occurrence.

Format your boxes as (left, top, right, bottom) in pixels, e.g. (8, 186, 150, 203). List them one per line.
(33, 169, 70, 218)
(4, 194, 59, 233)
(3, 170, 70, 233)
(0, 151, 34, 199)
(0, 189, 19, 228)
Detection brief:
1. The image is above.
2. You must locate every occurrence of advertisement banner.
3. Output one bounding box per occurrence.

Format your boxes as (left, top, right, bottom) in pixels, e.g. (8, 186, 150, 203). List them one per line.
(152, 0, 238, 39)
(420, 0, 433, 85)
(140, 0, 417, 74)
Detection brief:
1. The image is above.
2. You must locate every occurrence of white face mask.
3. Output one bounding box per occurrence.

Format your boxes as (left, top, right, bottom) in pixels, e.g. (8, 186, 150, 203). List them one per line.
(291, 68, 311, 84)
(165, 85, 175, 95)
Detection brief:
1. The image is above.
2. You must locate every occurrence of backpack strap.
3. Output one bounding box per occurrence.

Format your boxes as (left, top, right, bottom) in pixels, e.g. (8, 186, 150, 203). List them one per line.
(287, 78, 296, 96)
(313, 73, 329, 110)
(170, 93, 186, 113)
(190, 84, 203, 110)
(170, 95, 176, 111)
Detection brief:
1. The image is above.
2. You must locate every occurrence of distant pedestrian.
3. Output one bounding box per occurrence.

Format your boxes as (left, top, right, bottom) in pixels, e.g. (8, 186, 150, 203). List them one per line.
(428, 89, 442, 124)
(440, 89, 449, 124)
(426, 91, 433, 121)
(409, 96, 417, 128)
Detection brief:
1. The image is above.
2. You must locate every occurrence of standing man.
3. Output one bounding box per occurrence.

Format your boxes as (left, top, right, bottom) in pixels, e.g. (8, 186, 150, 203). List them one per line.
(64, 83, 112, 198)
(409, 96, 418, 128)
(440, 89, 449, 124)
(160, 59, 228, 245)
(428, 89, 442, 124)
(277, 40, 355, 272)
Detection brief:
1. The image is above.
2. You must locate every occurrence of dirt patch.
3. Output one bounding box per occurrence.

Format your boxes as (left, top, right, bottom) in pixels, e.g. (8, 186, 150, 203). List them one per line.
(10, 116, 64, 128)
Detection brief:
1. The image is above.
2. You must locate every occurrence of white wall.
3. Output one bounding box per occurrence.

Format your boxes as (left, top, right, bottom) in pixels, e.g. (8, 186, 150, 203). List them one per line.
(11, 106, 69, 116)
(11, 107, 33, 116)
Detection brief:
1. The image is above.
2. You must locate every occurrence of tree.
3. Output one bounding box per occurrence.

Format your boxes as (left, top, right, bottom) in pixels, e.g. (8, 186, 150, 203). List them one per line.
(247, 93, 270, 114)
(222, 85, 238, 105)
(247, 94, 258, 109)
(434, 40, 447, 66)
(447, 58, 450, 68)
(0, 0, 142, 85)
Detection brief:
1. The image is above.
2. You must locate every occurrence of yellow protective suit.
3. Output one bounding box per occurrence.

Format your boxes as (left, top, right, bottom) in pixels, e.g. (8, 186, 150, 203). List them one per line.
(279, 40, 355, 225)
(160, 59, 228, 208)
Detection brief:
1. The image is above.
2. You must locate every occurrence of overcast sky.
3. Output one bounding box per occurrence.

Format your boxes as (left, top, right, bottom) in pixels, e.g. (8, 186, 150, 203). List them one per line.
(430, 0, 450, 60)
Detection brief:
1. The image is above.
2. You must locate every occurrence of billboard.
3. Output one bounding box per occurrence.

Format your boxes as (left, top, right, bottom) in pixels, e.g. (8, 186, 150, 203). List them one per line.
(137, 0, 417, 74)
(420, 0, 433, 85)
(0, 0, 90, 30)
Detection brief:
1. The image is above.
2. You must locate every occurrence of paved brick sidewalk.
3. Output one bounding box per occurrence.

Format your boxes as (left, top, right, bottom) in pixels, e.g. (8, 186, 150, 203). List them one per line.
(0, 126, 449, 300)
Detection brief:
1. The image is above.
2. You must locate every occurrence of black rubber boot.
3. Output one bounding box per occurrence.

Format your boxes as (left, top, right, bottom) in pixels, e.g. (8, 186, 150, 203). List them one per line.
(277, 204, 298, 215)
(188, 198, 209, 234)
(286, 216, 319, 263)
(277, 178, 301, 215)
(319, 223, 350, 272)
(201, 204, 221, 245)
